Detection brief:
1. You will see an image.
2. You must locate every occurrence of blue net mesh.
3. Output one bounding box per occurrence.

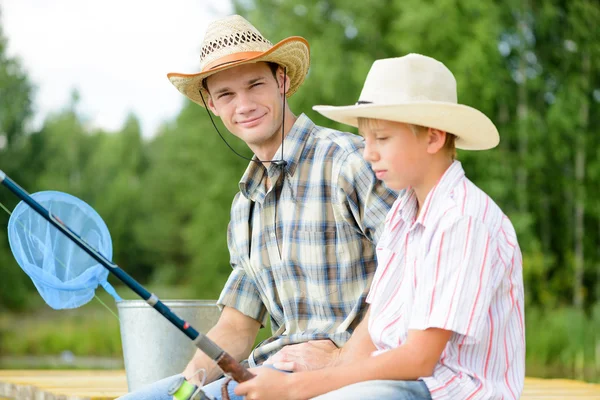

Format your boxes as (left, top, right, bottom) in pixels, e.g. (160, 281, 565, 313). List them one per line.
(7, 191, 121, 309)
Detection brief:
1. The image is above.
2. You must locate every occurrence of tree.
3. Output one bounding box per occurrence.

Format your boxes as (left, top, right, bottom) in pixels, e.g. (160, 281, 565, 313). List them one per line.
(135, 100, 247, 294)
(0, 12, 35, 311)
(82, 113, 150, 279)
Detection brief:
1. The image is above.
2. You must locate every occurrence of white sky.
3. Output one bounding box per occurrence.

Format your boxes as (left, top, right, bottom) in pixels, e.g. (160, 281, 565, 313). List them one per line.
(1, 0, 233, 138)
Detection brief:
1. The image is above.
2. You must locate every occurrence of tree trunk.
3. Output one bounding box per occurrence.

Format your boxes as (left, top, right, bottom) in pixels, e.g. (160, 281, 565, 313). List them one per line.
(516, 10, 529, 215)
(573, 51, 590, 308)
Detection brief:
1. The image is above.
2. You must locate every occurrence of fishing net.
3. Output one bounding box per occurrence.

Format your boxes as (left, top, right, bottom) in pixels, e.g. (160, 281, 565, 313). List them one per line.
(7, 190, 121, 309)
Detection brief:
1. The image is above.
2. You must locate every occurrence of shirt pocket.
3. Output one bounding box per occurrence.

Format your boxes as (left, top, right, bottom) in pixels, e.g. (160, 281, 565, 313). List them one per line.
(286, 228, 341, 299)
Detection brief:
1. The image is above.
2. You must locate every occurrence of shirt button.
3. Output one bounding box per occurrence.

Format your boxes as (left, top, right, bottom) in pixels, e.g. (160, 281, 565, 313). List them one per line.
(270, 232, 276, 238)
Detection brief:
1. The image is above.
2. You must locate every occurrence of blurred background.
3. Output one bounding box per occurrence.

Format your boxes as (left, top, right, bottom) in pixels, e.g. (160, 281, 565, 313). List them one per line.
(0, 0, 599, 383)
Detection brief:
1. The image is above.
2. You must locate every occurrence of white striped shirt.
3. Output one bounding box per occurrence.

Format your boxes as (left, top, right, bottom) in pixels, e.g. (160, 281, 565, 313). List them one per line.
(366, 161, 525, 399)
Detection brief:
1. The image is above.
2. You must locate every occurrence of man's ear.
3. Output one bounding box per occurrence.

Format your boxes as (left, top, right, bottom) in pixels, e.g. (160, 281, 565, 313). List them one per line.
(207, 96, 220, 116)
(427, 128, 447, 154)
(277, 68, 291, 95)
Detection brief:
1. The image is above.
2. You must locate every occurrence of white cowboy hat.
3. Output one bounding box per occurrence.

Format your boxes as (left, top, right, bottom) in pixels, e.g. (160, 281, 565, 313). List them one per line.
(313, 53, 499, 150)
(168, 15, 310, 107)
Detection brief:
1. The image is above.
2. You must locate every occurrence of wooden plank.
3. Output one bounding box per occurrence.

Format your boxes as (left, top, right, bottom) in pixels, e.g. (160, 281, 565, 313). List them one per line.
(1, 371, 600, 399)
(0, 370, 127, 400)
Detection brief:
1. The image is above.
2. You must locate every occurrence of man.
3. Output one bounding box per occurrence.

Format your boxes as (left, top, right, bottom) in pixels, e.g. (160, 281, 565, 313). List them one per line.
(119, 14, 396, 400)
(235, 54, 525, 400)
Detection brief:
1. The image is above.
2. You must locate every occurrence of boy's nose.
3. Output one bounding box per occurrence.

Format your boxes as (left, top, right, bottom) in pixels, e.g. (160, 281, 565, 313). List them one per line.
(363, 142, 379, 163)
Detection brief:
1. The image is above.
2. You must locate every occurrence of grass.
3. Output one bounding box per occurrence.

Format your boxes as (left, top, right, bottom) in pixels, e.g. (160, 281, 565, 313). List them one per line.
(0, 284, 271, 362)
(525, 304, 600, 382)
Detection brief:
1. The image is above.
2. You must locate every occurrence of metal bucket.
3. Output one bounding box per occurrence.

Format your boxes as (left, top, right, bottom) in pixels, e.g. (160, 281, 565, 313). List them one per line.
(117, 299, 221, 392)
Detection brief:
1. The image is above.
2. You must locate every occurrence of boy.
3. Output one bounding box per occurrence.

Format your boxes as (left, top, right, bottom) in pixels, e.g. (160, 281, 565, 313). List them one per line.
(235, 54, 525, 399)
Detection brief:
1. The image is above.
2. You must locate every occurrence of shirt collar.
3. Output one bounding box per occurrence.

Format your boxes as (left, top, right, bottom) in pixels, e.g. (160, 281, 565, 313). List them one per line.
(395, 160, 465, 228)
(239, 113, 313, 201)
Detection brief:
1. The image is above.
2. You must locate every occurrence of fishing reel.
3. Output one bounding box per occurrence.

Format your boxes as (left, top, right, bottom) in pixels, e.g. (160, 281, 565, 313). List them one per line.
(168, 376, 214, 400)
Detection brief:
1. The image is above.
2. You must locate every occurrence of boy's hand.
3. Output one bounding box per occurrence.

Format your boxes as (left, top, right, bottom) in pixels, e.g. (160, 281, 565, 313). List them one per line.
(234, 367, 294, 400)
(263, 340, 340, 372)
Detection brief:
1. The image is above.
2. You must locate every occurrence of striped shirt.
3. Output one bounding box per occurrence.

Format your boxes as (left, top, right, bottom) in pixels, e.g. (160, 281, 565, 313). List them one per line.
(218, 113, 397, 366)
(366, 161, 525, 399)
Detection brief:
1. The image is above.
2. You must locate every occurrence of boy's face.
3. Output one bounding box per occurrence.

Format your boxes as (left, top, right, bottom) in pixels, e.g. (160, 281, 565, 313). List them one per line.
(206, 62, 287, 150)
(359, 119, 430, 191)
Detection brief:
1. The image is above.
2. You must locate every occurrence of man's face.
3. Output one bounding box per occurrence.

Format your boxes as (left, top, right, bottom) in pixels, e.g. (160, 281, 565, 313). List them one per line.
(206, 62, 286, 152)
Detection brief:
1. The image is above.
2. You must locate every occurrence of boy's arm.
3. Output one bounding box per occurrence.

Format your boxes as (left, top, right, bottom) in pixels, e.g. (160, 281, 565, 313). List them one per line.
(183, 306, 260, 385)
(235, 326, 452, 400)
(334, 308, 376, 366)
(288, 327, 451, 399)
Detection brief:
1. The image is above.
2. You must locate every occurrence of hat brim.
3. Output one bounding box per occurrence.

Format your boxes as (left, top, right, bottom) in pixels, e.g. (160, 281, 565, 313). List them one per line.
(312, 102, 499, 150)
(168, 36, 309, 108)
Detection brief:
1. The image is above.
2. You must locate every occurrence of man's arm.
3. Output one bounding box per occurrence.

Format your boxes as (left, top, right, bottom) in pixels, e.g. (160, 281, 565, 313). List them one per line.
(182, 306, 261, 385)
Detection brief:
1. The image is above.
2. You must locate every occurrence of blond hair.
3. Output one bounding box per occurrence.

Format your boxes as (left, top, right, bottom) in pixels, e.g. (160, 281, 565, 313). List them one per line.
(357, 118, 457, 160)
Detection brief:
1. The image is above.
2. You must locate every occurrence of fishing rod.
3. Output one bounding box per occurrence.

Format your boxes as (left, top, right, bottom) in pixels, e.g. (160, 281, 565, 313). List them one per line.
(0, 170, 254, 399)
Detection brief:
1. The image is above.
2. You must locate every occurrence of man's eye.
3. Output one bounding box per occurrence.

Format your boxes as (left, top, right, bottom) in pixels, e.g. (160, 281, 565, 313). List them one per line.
(218, 92, 232, 99)
(376, 137, 388, 141)
(250, 82, 263, 88)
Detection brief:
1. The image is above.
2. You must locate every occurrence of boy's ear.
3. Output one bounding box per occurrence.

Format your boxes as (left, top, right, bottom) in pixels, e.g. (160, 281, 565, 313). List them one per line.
(427, 128, 447, 154)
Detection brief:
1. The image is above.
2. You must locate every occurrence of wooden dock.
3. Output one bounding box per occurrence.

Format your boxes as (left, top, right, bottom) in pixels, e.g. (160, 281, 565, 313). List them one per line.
(1, 370, 600, 399)
(0, 370, 126, 400)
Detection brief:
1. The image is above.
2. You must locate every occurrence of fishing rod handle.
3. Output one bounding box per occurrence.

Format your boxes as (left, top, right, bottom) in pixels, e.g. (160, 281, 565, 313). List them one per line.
(192, 331, 255, 381)
(215, 353, 255, 382)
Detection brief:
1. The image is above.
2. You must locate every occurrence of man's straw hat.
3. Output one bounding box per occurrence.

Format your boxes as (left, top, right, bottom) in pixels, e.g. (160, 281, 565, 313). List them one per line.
(168, 15, 310, 107)
(313, 54, 499, 150)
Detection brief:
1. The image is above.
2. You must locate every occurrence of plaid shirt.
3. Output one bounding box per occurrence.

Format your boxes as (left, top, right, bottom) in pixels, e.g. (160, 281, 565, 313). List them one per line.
(217, 114, 397, 366)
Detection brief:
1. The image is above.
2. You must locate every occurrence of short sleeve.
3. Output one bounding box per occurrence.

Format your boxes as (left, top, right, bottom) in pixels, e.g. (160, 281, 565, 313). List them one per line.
(217, 219, 268, 326)
(217, 266, 268, 326)
(408, 216, 501, 343)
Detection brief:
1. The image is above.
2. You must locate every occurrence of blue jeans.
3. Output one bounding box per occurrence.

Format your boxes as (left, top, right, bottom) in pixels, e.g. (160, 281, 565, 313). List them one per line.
(116, 370, 430, 400)
(116, 370, 265, 400)
(312, 380, 431, 400)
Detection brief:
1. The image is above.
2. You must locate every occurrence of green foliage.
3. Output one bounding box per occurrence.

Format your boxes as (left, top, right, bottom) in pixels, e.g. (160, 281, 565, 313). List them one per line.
(0, 15, 35, 311)
(0, 307, 121, 357)
(0, 22, 32, 148)
(134, 100, 247, 292)
(526, 305, 600, 382)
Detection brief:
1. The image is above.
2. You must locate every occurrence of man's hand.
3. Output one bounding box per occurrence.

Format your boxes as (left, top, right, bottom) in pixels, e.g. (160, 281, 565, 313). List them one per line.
(234, 367, 295, 400)
(263, 340, 340, 372)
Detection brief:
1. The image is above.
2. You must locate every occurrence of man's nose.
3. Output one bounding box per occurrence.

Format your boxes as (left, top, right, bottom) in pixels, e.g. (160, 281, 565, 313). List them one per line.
(235, 91, 256, 114)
